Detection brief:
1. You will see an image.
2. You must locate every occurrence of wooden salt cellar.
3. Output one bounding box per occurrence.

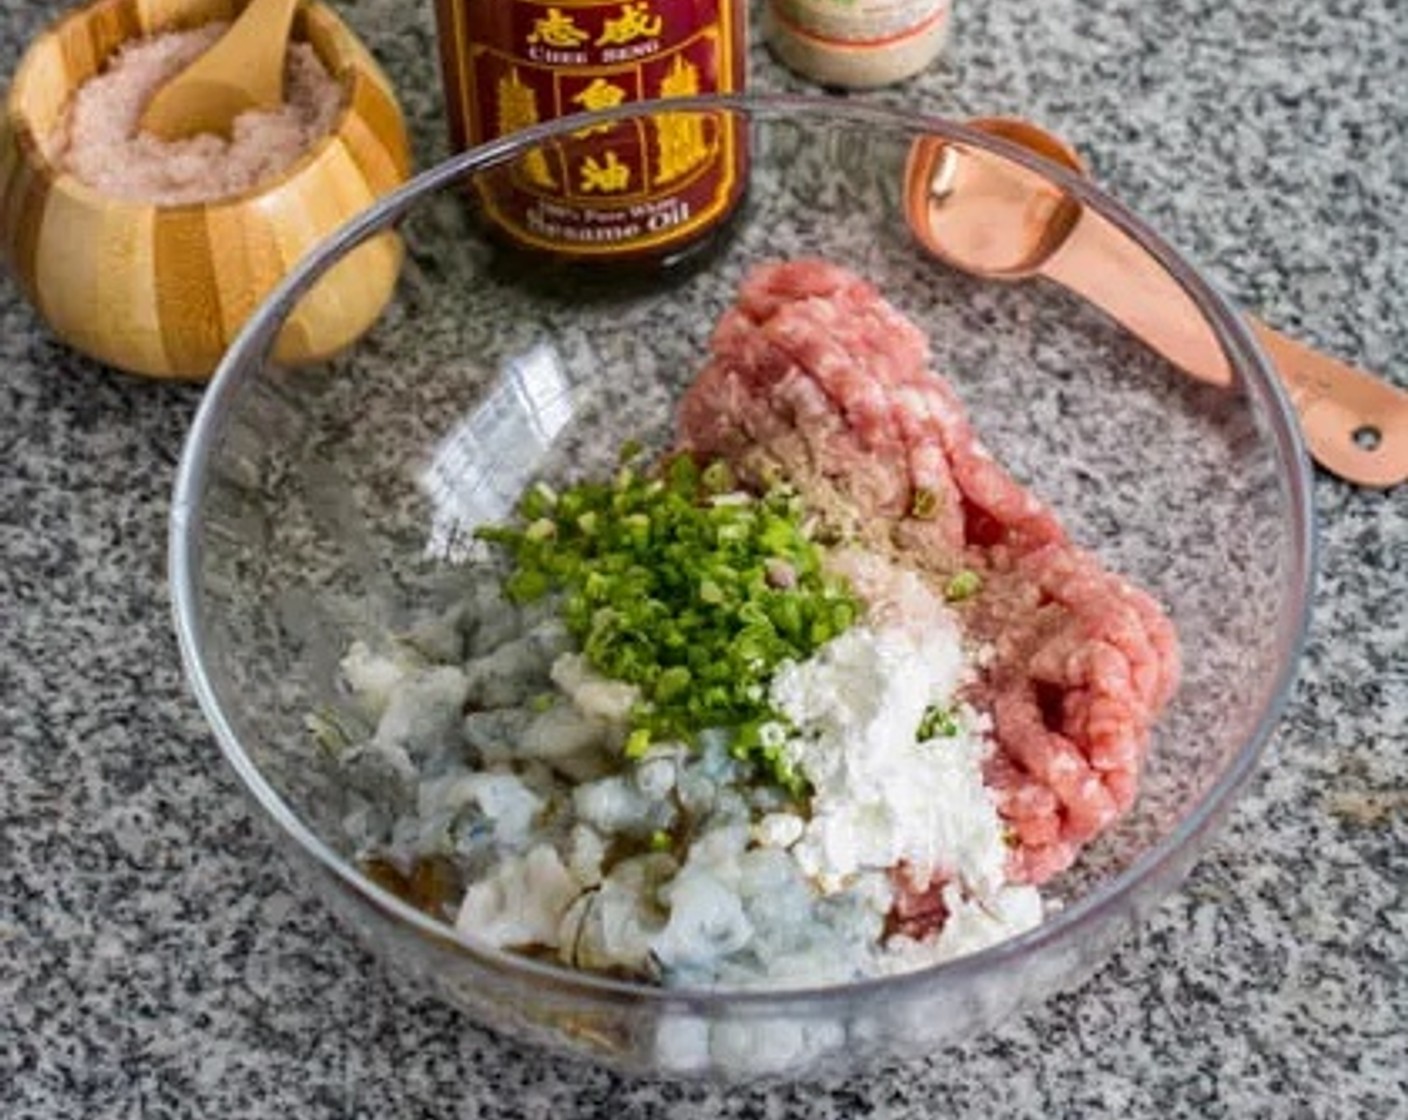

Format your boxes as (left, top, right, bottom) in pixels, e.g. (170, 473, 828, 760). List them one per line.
(0, 0, 412, 380)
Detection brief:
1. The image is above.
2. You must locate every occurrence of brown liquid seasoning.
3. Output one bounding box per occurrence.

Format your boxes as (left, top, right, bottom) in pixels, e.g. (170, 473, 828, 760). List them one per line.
(434, 1, 749, 265)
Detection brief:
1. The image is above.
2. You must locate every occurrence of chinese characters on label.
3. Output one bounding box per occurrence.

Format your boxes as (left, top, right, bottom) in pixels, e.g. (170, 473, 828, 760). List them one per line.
(439, 0, 745, 256)
(597, 3, 663, 45)
(527, 8, 590, 48)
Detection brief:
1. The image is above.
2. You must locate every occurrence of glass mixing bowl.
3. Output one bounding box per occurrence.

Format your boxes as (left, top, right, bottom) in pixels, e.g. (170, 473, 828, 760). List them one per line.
(170, 97, 1314, 1080)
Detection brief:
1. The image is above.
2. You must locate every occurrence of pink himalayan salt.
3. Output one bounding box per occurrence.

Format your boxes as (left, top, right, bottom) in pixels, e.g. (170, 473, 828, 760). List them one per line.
(44, 23, 343, 205)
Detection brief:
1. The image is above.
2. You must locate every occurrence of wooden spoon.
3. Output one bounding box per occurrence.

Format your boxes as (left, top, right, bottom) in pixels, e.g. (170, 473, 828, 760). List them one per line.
(139, 0, 300, 141)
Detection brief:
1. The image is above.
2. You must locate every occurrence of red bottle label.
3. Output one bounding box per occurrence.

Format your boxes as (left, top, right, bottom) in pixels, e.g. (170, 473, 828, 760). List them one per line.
(435, 1, 746, 258)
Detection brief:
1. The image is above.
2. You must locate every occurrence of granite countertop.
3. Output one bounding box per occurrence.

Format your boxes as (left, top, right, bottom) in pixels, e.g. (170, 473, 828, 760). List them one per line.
(2, 0, 1404, 1116)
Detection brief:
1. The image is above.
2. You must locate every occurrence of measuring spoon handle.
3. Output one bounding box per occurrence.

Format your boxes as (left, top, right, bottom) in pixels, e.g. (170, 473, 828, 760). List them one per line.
(1039, 206, 1407, 488)
(1248, 319, 1408, 489)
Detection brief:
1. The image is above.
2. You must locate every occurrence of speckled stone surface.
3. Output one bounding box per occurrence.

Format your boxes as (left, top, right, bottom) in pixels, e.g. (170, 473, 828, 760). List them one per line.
(2, 0, 1404, 1116)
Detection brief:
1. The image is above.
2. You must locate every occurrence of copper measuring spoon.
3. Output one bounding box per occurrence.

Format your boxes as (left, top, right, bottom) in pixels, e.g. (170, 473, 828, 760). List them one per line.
(905, 118, 1408, 489)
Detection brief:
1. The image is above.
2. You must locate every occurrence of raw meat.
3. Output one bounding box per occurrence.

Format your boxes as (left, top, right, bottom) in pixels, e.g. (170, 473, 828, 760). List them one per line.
(677, 259, 1181, 887)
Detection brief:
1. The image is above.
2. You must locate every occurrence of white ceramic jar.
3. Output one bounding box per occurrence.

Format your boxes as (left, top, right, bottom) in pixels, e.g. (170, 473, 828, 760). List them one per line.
(763, 0, 953, 88)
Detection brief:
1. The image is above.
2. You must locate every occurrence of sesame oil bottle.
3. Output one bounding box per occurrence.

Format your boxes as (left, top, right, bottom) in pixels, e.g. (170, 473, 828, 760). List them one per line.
(432, 1, 749, 264)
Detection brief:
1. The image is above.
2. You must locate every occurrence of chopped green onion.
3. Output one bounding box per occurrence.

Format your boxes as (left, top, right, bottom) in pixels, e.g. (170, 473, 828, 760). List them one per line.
(917, 703, 960, 740)
(701, 460, 735, 494)
(504, 566, 550, 604)
(667, 454, 699, 493)
(525, 517, 556, 542)
(945, 569, 983, 602)
(624, 727, 653, 759)
(519, 481, 558, 520)
(653, 666, 692, 703)
(475, 449, 856, 791)
(305, 708, 355, 755)
(911, 487, 939, 520)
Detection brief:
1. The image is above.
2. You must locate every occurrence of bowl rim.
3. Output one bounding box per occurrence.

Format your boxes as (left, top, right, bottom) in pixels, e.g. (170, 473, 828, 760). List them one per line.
(170, 94, 1317, 1011)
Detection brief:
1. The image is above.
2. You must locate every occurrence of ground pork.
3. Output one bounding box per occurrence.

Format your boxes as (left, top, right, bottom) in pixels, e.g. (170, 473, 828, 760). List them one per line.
(677, 258, 1181, 890)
